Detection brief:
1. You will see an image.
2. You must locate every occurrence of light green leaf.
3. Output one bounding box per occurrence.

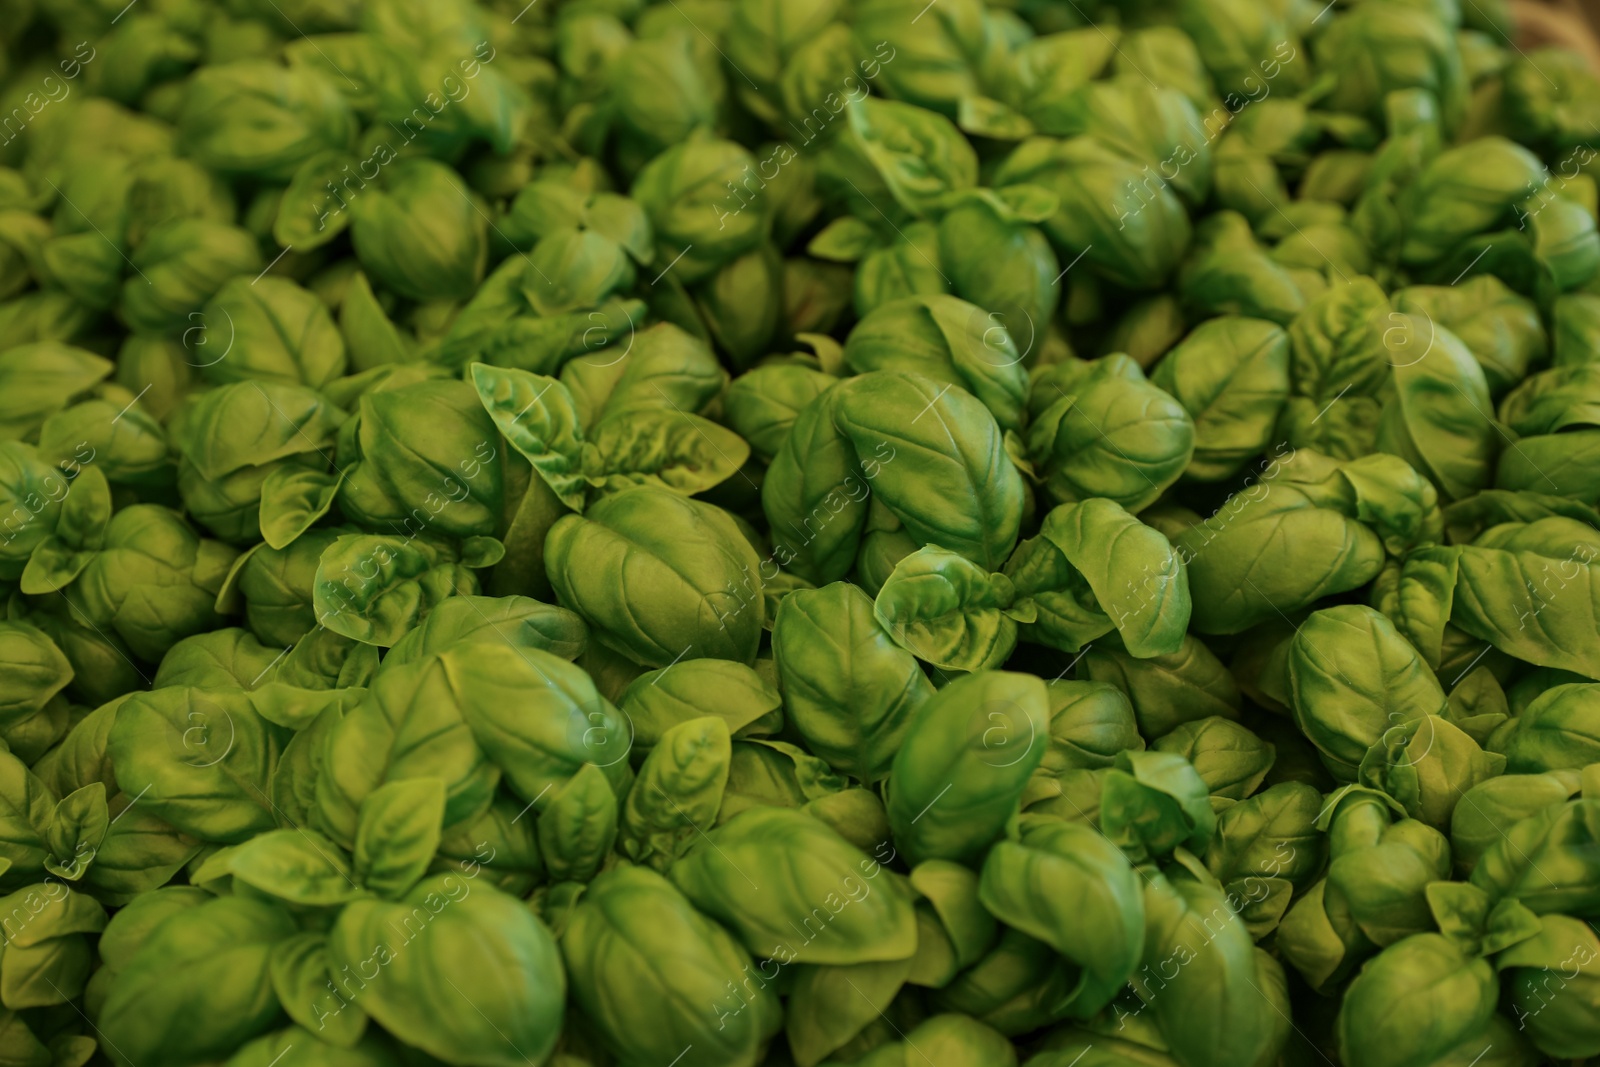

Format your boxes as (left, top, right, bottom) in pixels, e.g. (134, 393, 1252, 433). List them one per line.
(0, 621, 73, 728)
(537, 762, 617, 884)
(43, 782, 108, 881)
(353, 778, 446, 900)
(340, 270, 411, 371)
(957, 95, 1035, 140)
(885, 671, 1050, 866)
(258, 466, 344, 550)
(470, 362, 588, 512)
(807, 217, 882, 262)
(772, 582, 931, 784)
(834, 371, 1025, 572)
(275, 152, 358, 251)
(618, 658, 782, 756)
(98, 896, 298, 1066)
(978, 817, 1144, 1017)
(521, 229, 635, 317)
(312, 534, 476, 647)
(106, 687, 291, 843)
(670, 806, 918, 965)
(229, 828, 365, 906)
(584, 409, 750, 498)
(327, 877, 565, 1066)
(0, 344, 112, 442)
(873, 546, 1020, 671)
(269, 932, 368, 1048)
(620, 716, 731, 871)
(786, 956, 914, 1067)
(19, 465, 112, 595)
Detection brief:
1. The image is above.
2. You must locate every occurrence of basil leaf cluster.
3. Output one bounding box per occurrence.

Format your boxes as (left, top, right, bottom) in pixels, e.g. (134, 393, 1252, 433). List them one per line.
(1, 0, 1599, 1063)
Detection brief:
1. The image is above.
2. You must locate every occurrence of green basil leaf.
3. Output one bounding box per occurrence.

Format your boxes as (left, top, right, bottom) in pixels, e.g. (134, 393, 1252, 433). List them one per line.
(229, 828, 365, 906)
(352, 777, 445, 900)
(470, 362, 588, 512)
(327, 876, 564, 1066)
(873, 546, 1020, 672)
(258, 466, 344, 550)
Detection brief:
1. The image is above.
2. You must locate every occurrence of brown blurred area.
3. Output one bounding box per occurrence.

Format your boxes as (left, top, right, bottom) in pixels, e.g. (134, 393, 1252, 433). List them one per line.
(1515, 0, 1600, 67)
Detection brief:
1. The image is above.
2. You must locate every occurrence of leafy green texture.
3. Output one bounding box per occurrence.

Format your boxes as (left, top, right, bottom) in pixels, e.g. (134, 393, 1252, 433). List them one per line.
(978, 817, 1143, 1017)
(5, 4, 1597, 1063)
(1027, 355, 1196, 513)
(773, 582, 929, 783)
(564, 864, 780, 1067)
(1177, 451, 1439, 634)
(1287, 605, 1448, 780)
(619, 715, 731, 870)
(353, 777, 446, 899)
(537, 762, 616, 884)
(547, 485, 765, 666)
(312, 533, 478, 647)
(1336, 934, 1498, 1067)
(1008, 498, 1192, 658)
(874, 546, 1021, 672)
(1376, 318, 1496, 502)
(99, 896, 297, 1066)
(328, 876, 565, 1066)
(1150, 315, 1290, 482)
(844, 294, 1029, 433)
(886, 671, 1049, 865)
(833, 370, 1025, 570)
(670, 807, 918, 965)
(1393, 517, 1600, 678)
(107, 686, 291, 843)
